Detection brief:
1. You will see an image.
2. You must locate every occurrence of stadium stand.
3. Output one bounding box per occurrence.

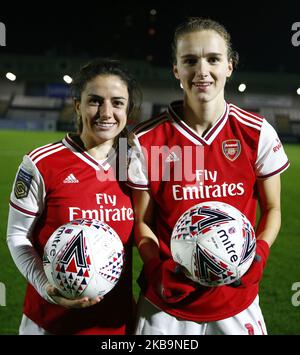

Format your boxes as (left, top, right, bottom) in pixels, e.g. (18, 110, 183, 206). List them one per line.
(57, 98, 76, 132)
(1, 55, 300, 141)
(1, 95, 62, 131)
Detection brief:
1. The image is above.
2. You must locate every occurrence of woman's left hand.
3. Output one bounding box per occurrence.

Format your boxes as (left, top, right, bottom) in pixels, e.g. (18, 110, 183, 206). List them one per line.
(46, 284, 103, 309)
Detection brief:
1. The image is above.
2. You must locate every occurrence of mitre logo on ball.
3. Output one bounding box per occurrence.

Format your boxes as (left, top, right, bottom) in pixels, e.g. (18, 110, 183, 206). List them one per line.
(43, 219, 124, 299)
(171, 201, 256, 286)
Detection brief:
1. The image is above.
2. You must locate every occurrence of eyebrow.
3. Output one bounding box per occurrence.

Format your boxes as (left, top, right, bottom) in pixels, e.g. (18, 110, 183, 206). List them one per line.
(181, 52, 223, 58)
(87, 94, 127, 100)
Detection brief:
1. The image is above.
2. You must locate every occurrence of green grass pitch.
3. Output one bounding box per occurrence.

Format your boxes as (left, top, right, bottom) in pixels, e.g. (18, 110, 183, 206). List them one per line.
(0, 130, 299, 334)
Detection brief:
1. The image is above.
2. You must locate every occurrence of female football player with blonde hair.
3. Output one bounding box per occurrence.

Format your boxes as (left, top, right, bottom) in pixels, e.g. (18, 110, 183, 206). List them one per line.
(128, 17, 289, 335)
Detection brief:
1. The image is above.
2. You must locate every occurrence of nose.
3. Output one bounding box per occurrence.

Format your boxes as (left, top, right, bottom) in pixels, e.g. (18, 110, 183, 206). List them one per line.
(99, 100, 113, 119)
(195, 59, 209, 78)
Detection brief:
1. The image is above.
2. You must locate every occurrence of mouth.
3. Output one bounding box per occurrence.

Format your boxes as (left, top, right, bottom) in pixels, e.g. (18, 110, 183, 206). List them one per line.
(193, 82, 213, 88)
(93, 120, 117, 129)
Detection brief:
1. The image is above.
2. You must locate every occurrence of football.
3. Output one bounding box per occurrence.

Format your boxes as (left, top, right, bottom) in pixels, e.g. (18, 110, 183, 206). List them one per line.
(171, 201, 256, 287)
(43, 218, 124, 299)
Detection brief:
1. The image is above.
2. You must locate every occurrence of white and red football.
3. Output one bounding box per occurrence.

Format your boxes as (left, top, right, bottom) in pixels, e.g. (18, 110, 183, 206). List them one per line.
(171, 201, 256, 287)
(43, 219, 124, 299)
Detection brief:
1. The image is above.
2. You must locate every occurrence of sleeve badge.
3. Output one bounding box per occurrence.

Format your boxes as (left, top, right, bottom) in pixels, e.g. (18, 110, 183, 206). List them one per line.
(14, 168, 33, 199)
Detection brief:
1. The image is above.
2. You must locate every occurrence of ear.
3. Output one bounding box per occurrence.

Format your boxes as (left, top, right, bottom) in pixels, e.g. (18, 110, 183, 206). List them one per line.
(173, 64, 180, 80)
(74, 99, 81, 115)
(227, 59, 233, 78)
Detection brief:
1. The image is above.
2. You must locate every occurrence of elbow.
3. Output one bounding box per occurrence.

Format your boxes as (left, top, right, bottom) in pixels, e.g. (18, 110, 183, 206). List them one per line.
(6, 229, 14, 250)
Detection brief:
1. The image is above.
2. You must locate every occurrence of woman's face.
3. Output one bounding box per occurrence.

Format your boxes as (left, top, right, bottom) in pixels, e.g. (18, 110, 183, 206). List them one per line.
(76, 74, 129, 147)
(173, 30, 233, 105)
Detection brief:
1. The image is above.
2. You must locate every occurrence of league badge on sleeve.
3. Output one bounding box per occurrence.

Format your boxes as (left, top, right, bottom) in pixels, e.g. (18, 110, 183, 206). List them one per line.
(14, 168, 33, 199)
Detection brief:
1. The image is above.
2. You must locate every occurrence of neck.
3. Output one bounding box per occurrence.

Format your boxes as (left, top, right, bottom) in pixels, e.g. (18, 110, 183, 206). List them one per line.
(183, 96, 226, 136)
(79, 133, 115, 160)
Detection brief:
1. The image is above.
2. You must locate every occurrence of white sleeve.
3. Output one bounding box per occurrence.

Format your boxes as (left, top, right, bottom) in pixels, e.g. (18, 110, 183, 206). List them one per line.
(255, 119, 290, 178)
(7, 156, 56, 304)
(127, 133, 149, 189)
(10, 155, 45, 215)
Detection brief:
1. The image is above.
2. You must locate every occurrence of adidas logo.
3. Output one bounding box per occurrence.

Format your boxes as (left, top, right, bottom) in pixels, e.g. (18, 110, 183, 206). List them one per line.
(165, 152, 180, 162)
(63, 173, 79, 183)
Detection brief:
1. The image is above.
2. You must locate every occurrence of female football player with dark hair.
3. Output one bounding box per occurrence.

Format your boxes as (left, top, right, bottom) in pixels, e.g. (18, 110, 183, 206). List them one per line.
(7, 58, 141, 334)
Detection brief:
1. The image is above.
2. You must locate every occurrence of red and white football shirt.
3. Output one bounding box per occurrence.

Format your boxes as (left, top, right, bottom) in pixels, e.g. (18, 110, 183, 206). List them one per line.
(9, 134, 134, 334)
(128, 100, 289, 322)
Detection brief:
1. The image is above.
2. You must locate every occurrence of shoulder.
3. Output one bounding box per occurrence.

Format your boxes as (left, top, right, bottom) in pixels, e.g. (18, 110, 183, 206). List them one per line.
(27, 140, 66, 166)
(132, 111, 170, 138)
(228, 103, 264, 131)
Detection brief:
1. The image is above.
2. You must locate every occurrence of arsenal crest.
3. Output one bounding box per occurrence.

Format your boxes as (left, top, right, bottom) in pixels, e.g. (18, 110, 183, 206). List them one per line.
(222, 140, 241, 161)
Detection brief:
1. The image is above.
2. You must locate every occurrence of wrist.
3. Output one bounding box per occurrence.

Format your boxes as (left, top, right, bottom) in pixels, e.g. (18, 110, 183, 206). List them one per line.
(44, 283, 59, 304)
(256, 239, 270, 267)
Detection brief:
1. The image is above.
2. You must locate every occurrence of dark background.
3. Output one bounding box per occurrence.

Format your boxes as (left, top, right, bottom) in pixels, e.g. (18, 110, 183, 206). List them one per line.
(1, 1, 300, 73)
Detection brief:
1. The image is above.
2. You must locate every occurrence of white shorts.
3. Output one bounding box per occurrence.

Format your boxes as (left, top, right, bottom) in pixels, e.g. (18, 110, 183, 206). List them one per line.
(135, 295, 267, 335)
(19, 314, 50, 335)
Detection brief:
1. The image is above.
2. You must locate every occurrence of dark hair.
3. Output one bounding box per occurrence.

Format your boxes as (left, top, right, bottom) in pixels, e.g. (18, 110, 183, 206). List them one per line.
(71, 58, 141, 133)
(172, 17, 239, 69)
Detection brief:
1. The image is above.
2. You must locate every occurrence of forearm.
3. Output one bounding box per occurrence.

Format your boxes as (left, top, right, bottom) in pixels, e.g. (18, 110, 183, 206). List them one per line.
(134, 222, 160, 264)
(256, 206, 281, 247)
(6, 207, 52, 301)
(256, 175, 282, 247)
(132, 189, 161, 264)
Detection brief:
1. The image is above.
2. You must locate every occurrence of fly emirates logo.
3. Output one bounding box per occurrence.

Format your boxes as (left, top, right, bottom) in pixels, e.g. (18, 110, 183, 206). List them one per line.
(172, 169, 245, 200)
(68, 193, 134, 221)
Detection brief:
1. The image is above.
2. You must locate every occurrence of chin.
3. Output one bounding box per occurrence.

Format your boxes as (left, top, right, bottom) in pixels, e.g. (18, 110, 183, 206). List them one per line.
(97, 130, 122, 142)
(194, 95, 210, 103)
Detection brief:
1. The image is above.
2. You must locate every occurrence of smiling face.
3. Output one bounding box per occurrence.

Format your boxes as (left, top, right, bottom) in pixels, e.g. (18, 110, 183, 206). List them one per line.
(173, 30, 233, 107)
(76, 74, 129, 149)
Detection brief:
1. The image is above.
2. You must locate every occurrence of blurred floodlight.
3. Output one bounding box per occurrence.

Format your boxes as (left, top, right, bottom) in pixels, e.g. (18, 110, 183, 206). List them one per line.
(238, 83, 246, 92)
(150, 9, 157, 16)
(297, 88, 300, 95)
(63, 75, 73, 84)
(6, 72, 16, 81)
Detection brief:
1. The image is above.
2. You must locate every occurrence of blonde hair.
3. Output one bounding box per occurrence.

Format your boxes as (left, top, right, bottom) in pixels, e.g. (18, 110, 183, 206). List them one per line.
(172, 17, 239, 68)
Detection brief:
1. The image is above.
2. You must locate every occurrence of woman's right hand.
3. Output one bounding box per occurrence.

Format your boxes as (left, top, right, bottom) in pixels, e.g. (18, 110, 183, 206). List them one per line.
(144, 257, 198, 303)
(46, 284, 103, 309)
